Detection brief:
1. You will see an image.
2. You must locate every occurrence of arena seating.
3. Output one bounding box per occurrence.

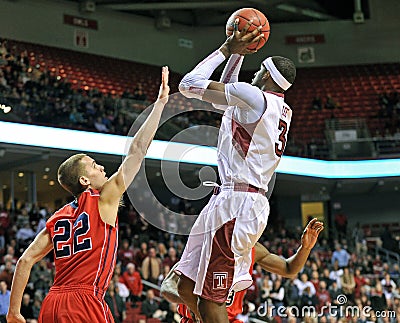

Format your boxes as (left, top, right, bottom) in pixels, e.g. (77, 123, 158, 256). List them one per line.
(6, 39, 181, 100)
(243, 63, 400, 145)
(5, 39, 400, 147)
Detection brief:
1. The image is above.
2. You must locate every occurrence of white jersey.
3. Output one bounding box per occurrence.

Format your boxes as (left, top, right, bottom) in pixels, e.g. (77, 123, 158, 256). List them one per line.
(217, 87, 292, 191)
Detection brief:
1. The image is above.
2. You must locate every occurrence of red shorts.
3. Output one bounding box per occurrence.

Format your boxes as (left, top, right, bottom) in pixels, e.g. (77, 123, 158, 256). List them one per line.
(39, 285, 114, 323)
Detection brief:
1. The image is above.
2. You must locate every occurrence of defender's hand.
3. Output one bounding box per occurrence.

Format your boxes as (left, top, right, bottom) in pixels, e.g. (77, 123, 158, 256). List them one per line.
(157, 66, 170, 104)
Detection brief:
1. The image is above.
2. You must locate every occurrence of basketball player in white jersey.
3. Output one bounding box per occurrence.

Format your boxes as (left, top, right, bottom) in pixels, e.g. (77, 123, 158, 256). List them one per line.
(175, 20, 297, 323)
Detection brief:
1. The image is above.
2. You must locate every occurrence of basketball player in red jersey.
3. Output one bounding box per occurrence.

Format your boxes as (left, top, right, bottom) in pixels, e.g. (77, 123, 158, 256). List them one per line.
(6, 67, 170, 323)
(162, 218, 324, 323)
(176, 19, 297, 322)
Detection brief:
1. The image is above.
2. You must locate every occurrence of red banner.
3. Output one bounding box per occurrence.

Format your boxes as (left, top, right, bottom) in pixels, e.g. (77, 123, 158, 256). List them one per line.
(285, 34, 325, 44)
(64, 14, 98, 30)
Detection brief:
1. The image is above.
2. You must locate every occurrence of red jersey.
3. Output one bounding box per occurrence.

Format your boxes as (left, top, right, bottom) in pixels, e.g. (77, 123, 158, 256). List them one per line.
(177, 248, 256, 323)
(46, 189, 118, 296)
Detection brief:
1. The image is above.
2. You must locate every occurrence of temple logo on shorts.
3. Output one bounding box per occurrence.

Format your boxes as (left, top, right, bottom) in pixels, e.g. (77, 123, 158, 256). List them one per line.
(213, 272, 228, 289)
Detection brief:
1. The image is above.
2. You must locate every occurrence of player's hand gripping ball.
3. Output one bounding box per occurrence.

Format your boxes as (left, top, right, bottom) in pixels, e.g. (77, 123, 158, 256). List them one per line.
(226, 8, 270, 51)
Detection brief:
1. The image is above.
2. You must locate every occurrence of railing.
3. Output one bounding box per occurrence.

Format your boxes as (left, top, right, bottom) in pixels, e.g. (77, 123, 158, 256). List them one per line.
(375, 245, 400, 265)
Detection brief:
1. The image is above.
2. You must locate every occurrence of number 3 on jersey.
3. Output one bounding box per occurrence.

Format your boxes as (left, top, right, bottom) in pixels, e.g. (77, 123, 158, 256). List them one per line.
(275, 119, 288, 157)
(53, 212, 92, 258)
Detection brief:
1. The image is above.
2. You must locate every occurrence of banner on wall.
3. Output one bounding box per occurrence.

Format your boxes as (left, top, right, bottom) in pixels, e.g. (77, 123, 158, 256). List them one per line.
(298, 47, 315, 63)
(64, 14, 98, 30)
(286, 34, 325, 44)
(74, 29, 89, 48)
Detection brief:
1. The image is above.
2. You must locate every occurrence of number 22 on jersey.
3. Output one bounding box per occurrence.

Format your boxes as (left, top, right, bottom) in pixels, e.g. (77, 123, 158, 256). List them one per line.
(53, 212, 92, 258)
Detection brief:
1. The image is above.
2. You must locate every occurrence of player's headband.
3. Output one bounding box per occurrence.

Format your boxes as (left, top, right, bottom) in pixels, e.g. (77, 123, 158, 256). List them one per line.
(262, 57, 292, 91)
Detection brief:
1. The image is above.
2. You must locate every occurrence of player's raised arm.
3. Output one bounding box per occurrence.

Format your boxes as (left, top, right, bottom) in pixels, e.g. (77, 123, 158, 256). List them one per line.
(7, 229, 53, 323)
(179, 20, 264, 107)
(255, 218, 324, 278)
(99, 66, 169, 226)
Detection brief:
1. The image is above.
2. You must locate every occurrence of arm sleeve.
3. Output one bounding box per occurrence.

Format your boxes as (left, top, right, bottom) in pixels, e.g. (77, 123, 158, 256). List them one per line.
(219, 54, 243, 84)
(179, 50, 226, 100)
(213, 54, 244, 111)
(225, 82, 266, 123)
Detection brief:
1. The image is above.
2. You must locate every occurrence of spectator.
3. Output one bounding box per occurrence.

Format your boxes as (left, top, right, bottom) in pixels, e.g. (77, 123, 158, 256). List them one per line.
(104, 280, 126, 323)
(15, 223, 35, 249)
(331, 244, 350, 268)
(269, 278, 285, 310)
(2, 246, 17, 265)
(31, 297, 41, 320)
(316, 281, 331, 314)
(312, 96, 322, 110)
(134, 242, 148, 269)
(299, 286, 318, 312)
(259, 275, 272, 303)
(0, 261, 13, 288)
(157, 243, 168, 261)
(141, 247, 161, 285)
(93, 116, 109, 132)
(245, 278, 259, 305)
(354, 268, 368, 299)
(328, 281, 343, 305)
(35, 210, 47, 236)
(30, 259, 52, 295)
(329, 261, 344, 288)
(294, 273, 316, 296)
(0, 281, 10, 323)
(370, 281, 387, 313)
(320, 268, 335, 289)
(165, 302, 181, 323)
(0, 209, 10, 250)
(372, 255, 384, 275)
(20, 293, 34, 321)
(252, 264, 265, 290)
(118, 239, 135, 270)
(284, 278, 300, 307)
(340, 267, 356, 303)
(310, 270, 320, 291)
(325, 94, 339, 110)
(158, 265, 171, 287)
(120, 263, 143, 302)
(389, 264, 400, 280)
(112, 273, 129, 302)
(141, 289, 159, 318)
(162, 247, 179, 269)
(381, 273, 397, 306)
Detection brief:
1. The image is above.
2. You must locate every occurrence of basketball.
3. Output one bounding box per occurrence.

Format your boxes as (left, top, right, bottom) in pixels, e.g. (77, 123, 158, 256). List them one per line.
(226, 8, 270, 51)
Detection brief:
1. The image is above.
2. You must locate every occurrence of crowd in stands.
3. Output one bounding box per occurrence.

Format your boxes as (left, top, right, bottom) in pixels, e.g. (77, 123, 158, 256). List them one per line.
(0, 197, 399, 323)
(0, 38, 220, 145)
(2, 37, 400, 159)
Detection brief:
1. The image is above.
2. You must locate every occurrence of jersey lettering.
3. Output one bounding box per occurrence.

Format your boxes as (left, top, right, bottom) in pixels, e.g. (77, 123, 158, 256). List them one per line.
(53, 212, 92, 258)
(275, 118, 288, 157)
(53, 220, 71, 258)
(73, 212, 92, 254)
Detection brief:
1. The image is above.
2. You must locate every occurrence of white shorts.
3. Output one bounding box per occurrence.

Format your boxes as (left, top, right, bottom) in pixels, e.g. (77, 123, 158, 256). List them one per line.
(175, 186, 269, 303)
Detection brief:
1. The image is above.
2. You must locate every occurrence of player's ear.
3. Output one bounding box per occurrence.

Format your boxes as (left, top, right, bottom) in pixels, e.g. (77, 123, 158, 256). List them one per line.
(79, 176, 90, 186)
(263, 70, 271, 80)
